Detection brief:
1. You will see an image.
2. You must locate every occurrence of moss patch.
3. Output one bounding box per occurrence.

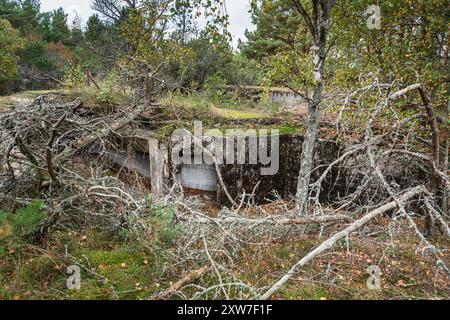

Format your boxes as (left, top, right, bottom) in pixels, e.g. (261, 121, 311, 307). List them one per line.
(212, 107, 267, 120)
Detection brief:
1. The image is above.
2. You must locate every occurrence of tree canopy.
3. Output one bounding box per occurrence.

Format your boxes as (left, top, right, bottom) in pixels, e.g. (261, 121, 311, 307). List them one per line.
(0, 18, 24, 81)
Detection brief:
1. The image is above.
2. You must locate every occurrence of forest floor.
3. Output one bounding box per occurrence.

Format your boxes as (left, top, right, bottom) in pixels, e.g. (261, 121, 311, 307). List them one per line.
(1, 214, 448, 300)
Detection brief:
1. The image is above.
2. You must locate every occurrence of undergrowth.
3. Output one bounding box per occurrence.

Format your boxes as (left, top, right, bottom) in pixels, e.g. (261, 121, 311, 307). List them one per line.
(0, 215, 448, 300)
(0, 201, 45, 255)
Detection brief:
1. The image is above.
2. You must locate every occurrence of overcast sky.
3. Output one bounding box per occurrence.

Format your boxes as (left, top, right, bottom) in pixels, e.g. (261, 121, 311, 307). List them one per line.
(40, 0, 255, 48)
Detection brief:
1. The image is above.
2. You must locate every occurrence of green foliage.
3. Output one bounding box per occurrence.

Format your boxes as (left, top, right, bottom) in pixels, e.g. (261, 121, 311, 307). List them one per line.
(65, 71, 129, 109)
(9, 202, 44, 236)
(0, 1, 77, 89)
(119, 0, 233, 95)
(118, 1, 181, 96)
(0, 0, 39, 34)
(50, 7, 70, 43)
(85, 14, 106, 43)
(240, 0, 315, 89)
(146, 197, 179, 247)
(241, 0, 306, 63)
(0, 201, 45, 254)
(19, 41, 53, 70)
(170, 0, 196, 44)
(331, 0, 449, 109)
(0, 0, 23, 28)
(95, 75, 117, 104)
(203, 72, 228, 100)
(81, 15, 117, 75)
(94, 71, 127, 105)
(245, 0, 449, 113)
(221, 53, 265, 86)
(169, 32, 233, 89)
(0, 18, 25, 81)
(64, 64, 85, 89)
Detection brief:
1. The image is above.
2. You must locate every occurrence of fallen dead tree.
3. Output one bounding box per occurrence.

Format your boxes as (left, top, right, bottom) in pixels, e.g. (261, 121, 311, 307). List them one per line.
(133, 180, 447, 300)
(152, 265, 211, 300)
(258, 81, 450, 300)
(261, 185, 428, 299)
(0, 94, 155, 229)
(187, 213, 353, 226)
(304, 80, 449, 217)
(53, 103, 148, 163)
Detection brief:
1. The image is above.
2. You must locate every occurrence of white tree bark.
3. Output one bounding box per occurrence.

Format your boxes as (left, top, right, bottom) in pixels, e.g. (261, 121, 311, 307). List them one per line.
(295, 0, 335, 214)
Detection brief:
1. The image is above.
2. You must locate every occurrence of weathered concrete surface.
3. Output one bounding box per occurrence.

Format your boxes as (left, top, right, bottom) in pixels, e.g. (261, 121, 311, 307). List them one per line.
(180, 163, 218, 192)
(100, 149, 151, 178)
(217, 134, 342, 206)
(224, 85, 304, 105)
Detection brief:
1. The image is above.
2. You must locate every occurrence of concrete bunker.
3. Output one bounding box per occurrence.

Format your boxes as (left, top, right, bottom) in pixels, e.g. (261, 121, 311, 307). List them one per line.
(96, 127, 345, 207)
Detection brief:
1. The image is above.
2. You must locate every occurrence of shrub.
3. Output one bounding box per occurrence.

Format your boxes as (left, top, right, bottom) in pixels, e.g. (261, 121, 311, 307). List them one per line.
(64, 64, 85, 89)
(0, 201, 45, 255)
(94, 71, 125, 105)
(146, 197, 179, 247)
(0, 19, 25, 81)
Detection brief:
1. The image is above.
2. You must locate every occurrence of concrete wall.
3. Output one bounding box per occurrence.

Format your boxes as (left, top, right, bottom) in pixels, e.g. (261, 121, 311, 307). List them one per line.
(104, 130, 428, 208)
(180, 163, 218, 192)
(217, 134, 342, 206)
(223, 85, 304, 105)
(269, 91, 303, 104)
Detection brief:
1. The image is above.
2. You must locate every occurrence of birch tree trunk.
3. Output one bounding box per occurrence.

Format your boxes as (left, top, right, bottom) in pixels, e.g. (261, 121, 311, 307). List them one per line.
(295, 0, 335, 214)
(442, 101, 449, 215)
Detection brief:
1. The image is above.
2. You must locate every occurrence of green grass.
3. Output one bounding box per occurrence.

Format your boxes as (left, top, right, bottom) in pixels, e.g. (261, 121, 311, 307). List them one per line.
(0, 200, 182, 300)
(277, 124, 302, 135)
(0, 230, 172, 300)
(65, 247, 156, 300)
(0, 247, 156, 300)
(161, 93, 215, 119)
(0, 226, 448, 300)
(213, 107, 266, 119)
(65, 84, 130, 110)
(161, 93, 278, 121)
(279, 283, 329, 300)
